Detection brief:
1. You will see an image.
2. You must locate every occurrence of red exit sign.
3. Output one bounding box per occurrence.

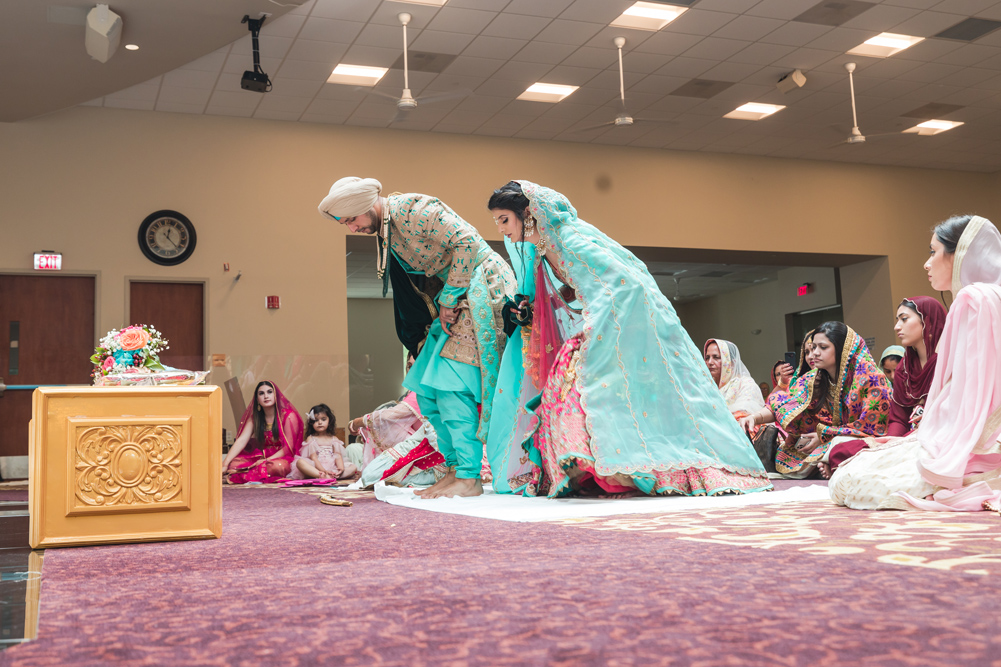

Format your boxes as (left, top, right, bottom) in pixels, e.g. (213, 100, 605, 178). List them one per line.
(33, 252, 62, 271)
(797, 283, 813, 296)
(266, 295, 280, 309)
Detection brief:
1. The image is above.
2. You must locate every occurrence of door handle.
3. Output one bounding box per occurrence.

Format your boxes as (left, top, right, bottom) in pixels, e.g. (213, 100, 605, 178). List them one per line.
(0, 377, 5, 397)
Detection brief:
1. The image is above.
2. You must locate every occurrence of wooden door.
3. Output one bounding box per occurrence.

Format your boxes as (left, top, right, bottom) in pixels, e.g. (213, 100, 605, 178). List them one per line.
(0, 275, 95, 458)
(129, 282, 204, 372)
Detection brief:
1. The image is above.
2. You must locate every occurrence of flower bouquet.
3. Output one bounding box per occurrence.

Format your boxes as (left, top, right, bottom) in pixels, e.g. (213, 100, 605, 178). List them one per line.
(91, 325, 208, 387)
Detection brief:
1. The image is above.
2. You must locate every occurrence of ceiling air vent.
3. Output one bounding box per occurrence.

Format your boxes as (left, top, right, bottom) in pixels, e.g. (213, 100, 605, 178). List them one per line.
(390, 51, 456, 74)
(900, 103, 964, 120)
(670, 79, 734, 99)
(934, 18, 1001, 42)
(793, 1, 875, 27)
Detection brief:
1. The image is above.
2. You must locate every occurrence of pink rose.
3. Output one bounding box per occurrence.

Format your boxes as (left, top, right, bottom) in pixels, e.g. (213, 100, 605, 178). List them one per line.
(118, 327, 151, 351)
(102, 356, 115, 371)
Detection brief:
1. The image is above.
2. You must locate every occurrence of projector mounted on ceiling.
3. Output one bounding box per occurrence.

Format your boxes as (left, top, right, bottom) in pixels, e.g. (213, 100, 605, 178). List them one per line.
(240, 14, 272, 93)
(85, 4, 122, 63)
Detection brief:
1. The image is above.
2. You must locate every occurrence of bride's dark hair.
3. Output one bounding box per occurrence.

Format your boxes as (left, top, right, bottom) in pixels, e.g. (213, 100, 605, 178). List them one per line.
(488, 181, 530, 220)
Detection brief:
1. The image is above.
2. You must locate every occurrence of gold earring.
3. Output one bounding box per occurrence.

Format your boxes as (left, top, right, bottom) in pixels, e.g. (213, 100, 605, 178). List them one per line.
(525, 214, 536, 233)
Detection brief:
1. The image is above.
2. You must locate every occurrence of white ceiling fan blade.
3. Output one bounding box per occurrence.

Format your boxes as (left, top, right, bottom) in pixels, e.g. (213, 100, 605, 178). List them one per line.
(355, 86, 401, 101)
(632, 117, 677, 125)
(415, 88, 474, 104)
(570, 120, 617, 132)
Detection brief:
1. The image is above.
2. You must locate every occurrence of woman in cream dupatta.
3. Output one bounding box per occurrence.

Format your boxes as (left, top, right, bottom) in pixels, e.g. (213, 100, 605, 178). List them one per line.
(830, 215, 1001, 510)
(704, 339, 765, 437)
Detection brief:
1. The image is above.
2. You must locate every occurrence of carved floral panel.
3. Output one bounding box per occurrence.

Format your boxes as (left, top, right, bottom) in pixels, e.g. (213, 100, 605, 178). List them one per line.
(67, 419, 190, 516)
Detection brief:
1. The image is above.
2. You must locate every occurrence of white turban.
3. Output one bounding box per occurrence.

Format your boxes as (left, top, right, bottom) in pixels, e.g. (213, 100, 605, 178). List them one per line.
(318, 177, 383, 220)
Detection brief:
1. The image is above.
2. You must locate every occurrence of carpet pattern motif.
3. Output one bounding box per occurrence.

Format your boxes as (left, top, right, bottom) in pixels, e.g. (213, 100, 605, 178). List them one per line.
(3, 485, 1001, 665)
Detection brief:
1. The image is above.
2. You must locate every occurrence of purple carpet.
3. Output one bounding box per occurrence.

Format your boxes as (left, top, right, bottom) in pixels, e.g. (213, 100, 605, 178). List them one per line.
(3, 483, 1001, 665)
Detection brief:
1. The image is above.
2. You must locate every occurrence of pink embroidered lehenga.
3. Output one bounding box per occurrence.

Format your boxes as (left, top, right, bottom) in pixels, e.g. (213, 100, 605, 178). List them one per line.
(226, 384, 305, 484)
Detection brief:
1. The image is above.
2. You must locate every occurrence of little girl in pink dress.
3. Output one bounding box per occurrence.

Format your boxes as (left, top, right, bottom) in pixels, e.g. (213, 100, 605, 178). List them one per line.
(289, 404, 357, 480)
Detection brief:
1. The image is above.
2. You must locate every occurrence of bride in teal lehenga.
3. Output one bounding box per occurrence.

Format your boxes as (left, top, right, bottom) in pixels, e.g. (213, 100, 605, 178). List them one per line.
(485, 181, 772, 498)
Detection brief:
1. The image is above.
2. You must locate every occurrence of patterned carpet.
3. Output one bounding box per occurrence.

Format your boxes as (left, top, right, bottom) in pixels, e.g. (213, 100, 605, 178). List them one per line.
(3, 481, 1001, 666)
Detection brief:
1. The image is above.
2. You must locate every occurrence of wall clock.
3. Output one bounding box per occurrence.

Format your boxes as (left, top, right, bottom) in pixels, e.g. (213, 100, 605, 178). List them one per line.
(138, 210, 197, 266)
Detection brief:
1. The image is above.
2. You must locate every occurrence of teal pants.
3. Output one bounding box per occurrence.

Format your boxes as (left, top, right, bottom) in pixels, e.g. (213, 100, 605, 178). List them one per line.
(416, 389, 481, 479)
(404, 320, 483, 480)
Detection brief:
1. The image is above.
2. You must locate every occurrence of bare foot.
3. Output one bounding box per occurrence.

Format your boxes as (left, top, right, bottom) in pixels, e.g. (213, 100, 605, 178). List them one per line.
(415, 468, 456, 498)
(434, 477, 483, 499)
(818, 462, 831, 479)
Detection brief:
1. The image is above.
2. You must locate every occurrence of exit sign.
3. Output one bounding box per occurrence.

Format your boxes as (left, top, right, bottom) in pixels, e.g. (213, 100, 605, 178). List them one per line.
(33, 252, 62, 271)
(797, 283, 813, 296)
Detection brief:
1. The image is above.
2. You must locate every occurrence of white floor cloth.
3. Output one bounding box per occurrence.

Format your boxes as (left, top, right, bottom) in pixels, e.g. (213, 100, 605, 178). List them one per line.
(369, 482, 831, 523)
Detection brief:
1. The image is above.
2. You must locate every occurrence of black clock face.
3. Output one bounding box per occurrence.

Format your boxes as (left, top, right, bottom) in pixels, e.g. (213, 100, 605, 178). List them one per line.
(138, 210, 197, 266)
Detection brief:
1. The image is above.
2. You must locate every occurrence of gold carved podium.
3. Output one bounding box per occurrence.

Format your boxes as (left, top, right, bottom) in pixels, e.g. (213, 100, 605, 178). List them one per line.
(29, 386, 222, 549)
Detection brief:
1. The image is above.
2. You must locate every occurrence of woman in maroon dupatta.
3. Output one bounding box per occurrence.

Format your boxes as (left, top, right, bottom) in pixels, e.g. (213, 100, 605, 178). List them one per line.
(223, 381, 305, 484)
(824, 297, 947, 476)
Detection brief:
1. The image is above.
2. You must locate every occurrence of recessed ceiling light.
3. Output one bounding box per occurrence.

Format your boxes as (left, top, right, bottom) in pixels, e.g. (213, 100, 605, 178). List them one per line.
(391, 0, 448, 5)
(902, 119, 964, 135)
(327, 64, 389, 86)
(723, 102, 785, 120)
(847, 32, 924, 58)
(124, 44, 139, 51)
(610, 1, 687, 32)
(517, 82, 578, 103)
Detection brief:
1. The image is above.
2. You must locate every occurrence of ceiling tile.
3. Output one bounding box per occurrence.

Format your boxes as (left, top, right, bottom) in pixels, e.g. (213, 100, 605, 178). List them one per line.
(482, 13, 552, 40)
(298, 18, 366, 43)
(771, 47, 840, 70)
(230, 35, 293, 60)
(268, 78, 324, 97)
(558, 0, 632, 24)
(506, 0, 575, 18)
(512, 41, 578, 64)
(890, 10, 969, 37)
(276, 59, 338, 81)
(560, 46, 618, 69)
(729, 42, 797, 65)
(255, 95, 313, 115)
(701, 61, 763, 83)
(713, 15, 786, 41)
(425, 7, 498, 34)
(748, 0, 825, 20)
(341, 44, 404, 68)
(462, 35, 530, 59)
(543, 64, 603, 86)
(682, 37, 751, 60)
(491, 60, 555, 82)
(442, 55, 506, 78)
(162, 69, 218, 89)
(355, 23, 408, 49)
(654, 56, 717, 79)
(104, 81, 160, 102)
(411, 30, 477, 54)
(310, 0, 380, 23)
(260, 13, 306, 39)
(634, 32, 704, 56)
(156, 86, 211, 106)
(208, 90, 262, 109)
(842, 4, 921, 31)
(180, 49, 228, 73)
(761, 22, 834, 47)
(664, 9, 739, 36)
(285, 40, 349, 64)
(535, 19, 605, 45)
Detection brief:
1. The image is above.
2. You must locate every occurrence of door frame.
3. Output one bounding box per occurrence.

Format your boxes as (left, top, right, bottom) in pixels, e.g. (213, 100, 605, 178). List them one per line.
(0, 269, 102, 346)
(124, 276, 209, 372)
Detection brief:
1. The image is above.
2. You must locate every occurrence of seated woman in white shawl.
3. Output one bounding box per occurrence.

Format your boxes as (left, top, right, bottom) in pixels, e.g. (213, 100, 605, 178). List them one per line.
(830, 215, 1001, 511)
(703, 339, 765, 439)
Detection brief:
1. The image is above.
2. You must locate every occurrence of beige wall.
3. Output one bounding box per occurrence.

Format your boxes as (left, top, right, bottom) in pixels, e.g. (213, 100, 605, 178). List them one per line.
(675, 266, 839, 383)
(1, 106, 997, 423)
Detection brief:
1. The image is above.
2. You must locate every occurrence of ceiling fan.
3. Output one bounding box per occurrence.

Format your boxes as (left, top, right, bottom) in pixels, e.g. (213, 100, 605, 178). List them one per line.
(572, 37, 675, 133)
(830, 62, 908, 146)
(363, 12, 472, 123)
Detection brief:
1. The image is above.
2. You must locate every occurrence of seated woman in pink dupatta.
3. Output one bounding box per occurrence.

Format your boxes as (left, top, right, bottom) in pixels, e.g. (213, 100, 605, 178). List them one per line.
(831, 215, 1001, 511)
(222, 381, 305, 484)
(743, 321, 891, 479)
(824, 296, 946, 477)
